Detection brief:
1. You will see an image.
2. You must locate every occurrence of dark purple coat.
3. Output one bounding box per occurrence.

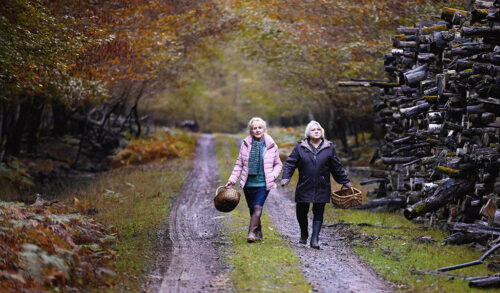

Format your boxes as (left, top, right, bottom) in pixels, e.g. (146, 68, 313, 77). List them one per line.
(282, 139, 350, 203)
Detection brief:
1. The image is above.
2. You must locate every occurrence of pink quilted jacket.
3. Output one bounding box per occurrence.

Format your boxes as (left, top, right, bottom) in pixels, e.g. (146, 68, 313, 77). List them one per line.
(228, 134, 282, 190)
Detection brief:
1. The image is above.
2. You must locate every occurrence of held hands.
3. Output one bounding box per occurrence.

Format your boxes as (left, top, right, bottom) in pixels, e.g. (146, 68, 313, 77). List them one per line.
(225, 181, 233, 189)
(343, 182, 352, 189)
(280, 179, 290, 187)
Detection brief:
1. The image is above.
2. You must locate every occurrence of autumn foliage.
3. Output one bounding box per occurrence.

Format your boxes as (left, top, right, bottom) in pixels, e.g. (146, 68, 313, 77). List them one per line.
(0, 200, 118, 291)
(0, 0, 466, 169)
(111, 130, 196, 167)
(221, 0, 467, 150)
(0, 0, 230, 173)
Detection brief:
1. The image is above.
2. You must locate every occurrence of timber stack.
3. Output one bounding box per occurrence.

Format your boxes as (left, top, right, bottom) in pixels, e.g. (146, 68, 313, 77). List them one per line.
(347, 0, 500, 245)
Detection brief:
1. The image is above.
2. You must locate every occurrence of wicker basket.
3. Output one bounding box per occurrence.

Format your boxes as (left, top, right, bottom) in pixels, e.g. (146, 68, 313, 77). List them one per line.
(331, 186, 362, 209)
(214, 186, 241, 213)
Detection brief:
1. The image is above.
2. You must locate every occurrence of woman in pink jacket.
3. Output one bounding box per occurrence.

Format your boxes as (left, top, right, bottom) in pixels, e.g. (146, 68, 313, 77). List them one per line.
(225, 117, 282, 242)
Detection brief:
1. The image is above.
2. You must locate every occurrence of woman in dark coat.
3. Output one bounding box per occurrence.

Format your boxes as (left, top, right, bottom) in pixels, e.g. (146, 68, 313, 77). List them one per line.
(281, 121, 351, 249)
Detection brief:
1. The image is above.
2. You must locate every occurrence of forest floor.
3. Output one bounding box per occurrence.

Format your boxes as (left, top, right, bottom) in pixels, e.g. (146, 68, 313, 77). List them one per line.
(143, 134, 392, 292)
(3, 131, 496, 292)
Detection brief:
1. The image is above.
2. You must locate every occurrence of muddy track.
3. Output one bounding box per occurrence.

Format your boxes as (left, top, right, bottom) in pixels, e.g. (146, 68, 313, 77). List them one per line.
(266, 186, 394, 293)
(143, 134, 230, 292)
(143, 134, 392, 292)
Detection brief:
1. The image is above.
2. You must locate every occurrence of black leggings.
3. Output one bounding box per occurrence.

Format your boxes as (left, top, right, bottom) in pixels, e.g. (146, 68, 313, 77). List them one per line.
(296, 202, 326, 222)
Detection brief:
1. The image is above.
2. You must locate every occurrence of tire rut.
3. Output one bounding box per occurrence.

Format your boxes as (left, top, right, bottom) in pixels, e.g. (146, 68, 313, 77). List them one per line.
(266, 186, 394, 293)
(144, 134, 392, 292)
(143, 134, 230, 293)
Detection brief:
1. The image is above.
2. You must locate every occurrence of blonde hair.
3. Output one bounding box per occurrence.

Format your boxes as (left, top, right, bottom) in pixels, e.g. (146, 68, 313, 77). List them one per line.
(305, 120, 325, 138)
(247, 117, 267, 134)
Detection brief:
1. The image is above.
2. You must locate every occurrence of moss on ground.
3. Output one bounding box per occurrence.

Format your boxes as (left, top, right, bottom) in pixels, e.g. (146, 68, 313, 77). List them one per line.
(325, 209, 500, 292)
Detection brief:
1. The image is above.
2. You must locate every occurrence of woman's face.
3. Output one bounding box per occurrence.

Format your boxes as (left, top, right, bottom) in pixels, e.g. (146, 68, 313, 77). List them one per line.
(251, 123, 265, 140)
(308, 124, 322, 140)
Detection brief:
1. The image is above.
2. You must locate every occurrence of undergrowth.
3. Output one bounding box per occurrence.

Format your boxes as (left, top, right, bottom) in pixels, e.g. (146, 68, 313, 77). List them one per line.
(325, 209, 500, 292)
(215, 134, 311, 292)
(111, 129, 196, 167)
(0, 130, 197, 292)
(60, 131, 196, 291)
(0, 201, 117, 291)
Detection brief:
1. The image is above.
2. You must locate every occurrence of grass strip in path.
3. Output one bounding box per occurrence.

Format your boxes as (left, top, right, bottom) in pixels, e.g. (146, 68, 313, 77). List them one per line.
(325, 209, 499, 292)
(215, 134, 311, 292)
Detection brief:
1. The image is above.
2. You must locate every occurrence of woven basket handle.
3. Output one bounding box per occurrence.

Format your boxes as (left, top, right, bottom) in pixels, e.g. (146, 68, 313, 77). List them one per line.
(341, 184, 354, 194)
(215, 186, 226, 196)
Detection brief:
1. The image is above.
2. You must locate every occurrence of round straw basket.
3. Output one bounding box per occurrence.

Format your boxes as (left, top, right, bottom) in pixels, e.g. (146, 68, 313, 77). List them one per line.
(331, 186, 362, 209)
(214, 186, 241, 213)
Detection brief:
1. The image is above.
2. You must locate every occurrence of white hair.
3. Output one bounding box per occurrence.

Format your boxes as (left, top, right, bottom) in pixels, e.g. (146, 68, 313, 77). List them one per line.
(247, 117, 267, 134)
(305, 120, 325, 138)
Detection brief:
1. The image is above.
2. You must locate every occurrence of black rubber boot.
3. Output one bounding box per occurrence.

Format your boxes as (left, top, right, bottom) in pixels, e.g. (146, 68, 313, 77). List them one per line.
(310, 220, 322, 249)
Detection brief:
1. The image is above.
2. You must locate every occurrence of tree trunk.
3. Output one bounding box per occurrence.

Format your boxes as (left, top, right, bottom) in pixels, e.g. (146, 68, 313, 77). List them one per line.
(400, 102, 430, 118)
(391, 143, 430, 155)
(0, 101, 4, 162)
(404, 178, 474, 219)
(353, 195, 406, 211)
(337, 81, 371, 87)
(52, 102, 67, 137)
(131, 81, 146, 138)
(450, 43, 494, 56)
(26, 100, 45, 154)
(462, 25, 500, 37)
(335, 115, 351, 156)
(1, 102, 18, 161)
(352, 120, 359, 148)
(5, 101, 30, 157)
(360, 178, 390, 185)
(443, 231, 491, 245)
(469, 277, 500, 288)
(403, 64, 427, 86)
(381, 156, 418, 164)
(448, 222, 500, 236)
(73, 111, 88, 168)
(98, 101, 121, 140)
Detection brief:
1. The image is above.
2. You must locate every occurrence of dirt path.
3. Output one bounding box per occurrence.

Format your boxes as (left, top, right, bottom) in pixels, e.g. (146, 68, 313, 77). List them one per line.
(266, 186, 394, 293)
(143, 134, 230, 292)
(144, 134, 392, 292)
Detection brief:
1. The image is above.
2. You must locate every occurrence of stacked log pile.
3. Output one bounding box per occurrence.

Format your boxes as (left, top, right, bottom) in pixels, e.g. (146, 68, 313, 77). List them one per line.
(343, 0, 500, 243)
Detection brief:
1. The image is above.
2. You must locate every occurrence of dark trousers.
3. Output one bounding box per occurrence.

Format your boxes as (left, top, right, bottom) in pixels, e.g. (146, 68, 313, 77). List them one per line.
(296, 202, 326, 222)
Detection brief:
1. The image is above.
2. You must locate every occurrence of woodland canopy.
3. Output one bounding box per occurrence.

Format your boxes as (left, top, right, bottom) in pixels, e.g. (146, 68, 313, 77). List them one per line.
(0, 0, 467, 167)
